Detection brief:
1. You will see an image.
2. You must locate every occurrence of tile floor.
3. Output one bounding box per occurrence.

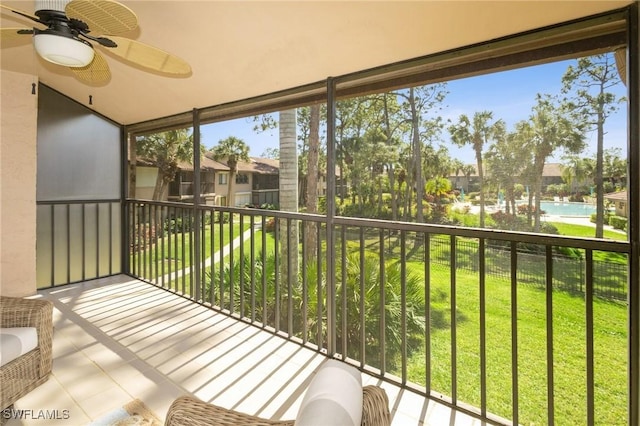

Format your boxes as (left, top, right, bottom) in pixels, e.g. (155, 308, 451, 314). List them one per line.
(6, 275, 483, 426)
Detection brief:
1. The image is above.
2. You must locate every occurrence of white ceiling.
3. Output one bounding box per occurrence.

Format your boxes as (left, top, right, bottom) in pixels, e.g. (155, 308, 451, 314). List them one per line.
(0, 0, 633, 126)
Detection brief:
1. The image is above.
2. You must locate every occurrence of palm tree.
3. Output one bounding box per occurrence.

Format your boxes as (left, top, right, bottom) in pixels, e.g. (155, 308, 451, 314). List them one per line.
(517, 94, 584, 231)
(449, 111, 504, 227)
(486, 131, 527, 216)
(561, 155, 591, 194)
(461, 164, 476, 193)
(451, 158, 464, 190)
(425, 176, 452, 222)
(136, 129, 194, 201)
(210, 136, 250, 207)
(335, 253, 426, 371)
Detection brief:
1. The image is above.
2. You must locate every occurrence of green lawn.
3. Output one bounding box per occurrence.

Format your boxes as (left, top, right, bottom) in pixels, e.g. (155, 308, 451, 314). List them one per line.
(405, 262, 627, 425)
(130, 221, 247, 282)
(548, 221, 627, 241)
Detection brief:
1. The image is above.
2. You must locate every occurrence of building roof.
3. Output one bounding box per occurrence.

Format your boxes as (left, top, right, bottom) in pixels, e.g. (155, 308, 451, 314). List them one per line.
(450, 162, 565, 178)
(136, 155, 230, 172)
(604, 190, 627, 202)
(236, 158, 279, 175)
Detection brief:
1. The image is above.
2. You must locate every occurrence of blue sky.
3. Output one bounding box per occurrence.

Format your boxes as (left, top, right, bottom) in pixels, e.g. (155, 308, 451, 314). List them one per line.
(200, 57, 628, 165)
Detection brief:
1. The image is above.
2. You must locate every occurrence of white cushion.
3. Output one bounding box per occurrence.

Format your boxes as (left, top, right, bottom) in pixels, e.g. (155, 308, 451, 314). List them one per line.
(295, 360, 363, 426)
(0, 327, 38, 367)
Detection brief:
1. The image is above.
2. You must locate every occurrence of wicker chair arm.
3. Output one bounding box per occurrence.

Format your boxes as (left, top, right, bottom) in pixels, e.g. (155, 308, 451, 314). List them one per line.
(165, 385, 391, 426)
(362, 385, 391, 426)
(0, 296, 54, 376)
(164, 396, 295, 426)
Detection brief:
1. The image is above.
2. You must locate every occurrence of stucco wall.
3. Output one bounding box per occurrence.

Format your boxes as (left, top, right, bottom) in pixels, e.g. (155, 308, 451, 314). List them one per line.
(0, 70, 38, 296)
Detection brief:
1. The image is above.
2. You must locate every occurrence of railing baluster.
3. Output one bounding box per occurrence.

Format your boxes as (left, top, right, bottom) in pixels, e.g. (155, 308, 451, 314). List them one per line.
(250, 213, 256, 322)
(109, 202, 113, 276)
(239, 213, 245, 316)
(316, 221, 323, 350)
(181, 207, 186, 294)
(301, 220, 308, 342)
(137, 203, 142, 280)
(400, 230, 407, 384)
(160, 206, 165, 288)
(210, 209, 215, 305)
(82, 203, 87, 281)
(379, 229, 386, 374)
(262, 215, 267, 328)
(546, 245, 555, 426)
(229, 212, 235, 314)
(479, 238, 487, 417)
(173, 207, 179, 292)
(275, 218, 280, 331)
(360, 227, 366, 367)
(511, 241, 519, 425)
(50, 205, 55, 285)
(287, 218, 293, 336)
(341, 225, 347, 358)
(152, 204, 157, 284)
(586, 248, 595, 426)
(425, 232, 431, 394)
(66, 204, 70, 283)
(451, 234, 457, 403)
(219, 210, 224, 308)
(96, 203, 100, 278)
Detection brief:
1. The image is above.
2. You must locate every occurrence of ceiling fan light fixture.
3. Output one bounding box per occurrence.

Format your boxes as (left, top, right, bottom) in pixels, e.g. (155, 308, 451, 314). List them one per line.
(34, 33, 94, 67)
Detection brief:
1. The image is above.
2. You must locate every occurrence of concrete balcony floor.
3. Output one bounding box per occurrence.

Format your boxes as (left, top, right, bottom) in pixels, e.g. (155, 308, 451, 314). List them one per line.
(8, 275, 482, 425)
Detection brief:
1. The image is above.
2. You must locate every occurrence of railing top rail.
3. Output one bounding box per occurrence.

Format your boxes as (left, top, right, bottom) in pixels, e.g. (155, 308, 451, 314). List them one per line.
(38, 198, 121, 205)
(126, 198, 630, 253)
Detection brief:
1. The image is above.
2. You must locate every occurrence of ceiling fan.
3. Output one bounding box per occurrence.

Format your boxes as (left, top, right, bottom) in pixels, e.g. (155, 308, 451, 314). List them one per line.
(0, 0, 191, 84)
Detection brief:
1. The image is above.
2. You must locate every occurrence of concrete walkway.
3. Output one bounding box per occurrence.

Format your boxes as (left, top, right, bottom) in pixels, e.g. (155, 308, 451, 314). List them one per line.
(158, 222, 260, 284)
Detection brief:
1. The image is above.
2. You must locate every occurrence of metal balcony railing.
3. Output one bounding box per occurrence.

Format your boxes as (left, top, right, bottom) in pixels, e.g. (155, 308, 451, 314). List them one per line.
(123, 199, 631, 425)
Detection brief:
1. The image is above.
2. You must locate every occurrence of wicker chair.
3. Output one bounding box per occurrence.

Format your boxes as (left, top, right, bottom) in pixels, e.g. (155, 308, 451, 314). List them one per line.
(165, 385, 391, 426)
(0, 297, 54, 413)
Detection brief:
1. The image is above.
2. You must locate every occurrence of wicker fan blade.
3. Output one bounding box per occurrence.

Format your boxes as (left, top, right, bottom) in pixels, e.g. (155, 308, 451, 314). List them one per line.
(69, 49, 111, 84)
(65, 0, 137, 36)
(105, 36, 191, 75)
(0, 4, 40, 24)
(0, 28, 32, 41)
(614, 48, 626, 86)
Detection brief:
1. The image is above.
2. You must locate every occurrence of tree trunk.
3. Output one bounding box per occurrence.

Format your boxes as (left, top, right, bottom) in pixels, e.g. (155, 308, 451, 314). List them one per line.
(279, 109, 299, 309)
(477, 154, 485, 228)
(409, 88, 424, 223)
(382, 95, 398, 221)
(533, 161, 545, 232)
(227, 169, 236, 207)
(595, 107, 605, 238)
(305, 104, 320, 261)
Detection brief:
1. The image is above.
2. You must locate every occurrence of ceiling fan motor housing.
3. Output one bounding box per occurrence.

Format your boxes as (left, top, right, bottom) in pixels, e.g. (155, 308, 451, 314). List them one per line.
(33, 0, 94, 68)
(35, 0, 70, 13)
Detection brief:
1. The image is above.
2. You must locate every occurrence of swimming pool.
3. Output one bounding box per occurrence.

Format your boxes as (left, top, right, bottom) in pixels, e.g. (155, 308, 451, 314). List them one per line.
(517, 201, 596, 216)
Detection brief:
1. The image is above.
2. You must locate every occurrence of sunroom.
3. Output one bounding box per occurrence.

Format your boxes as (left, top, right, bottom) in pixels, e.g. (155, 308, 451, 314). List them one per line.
(1, 1, 639, 425)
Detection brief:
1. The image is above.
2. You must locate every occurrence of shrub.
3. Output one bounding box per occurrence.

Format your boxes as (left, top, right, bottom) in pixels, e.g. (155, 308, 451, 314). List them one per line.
(590, 211, 612, 224)
(516, 204, 545, 216)
(609, 215, 627, 231)
(217, 211, 230, 224)
(164, 216, 194, 234)
(569, 193, 585, 202)
(264, 217, 276, 233)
